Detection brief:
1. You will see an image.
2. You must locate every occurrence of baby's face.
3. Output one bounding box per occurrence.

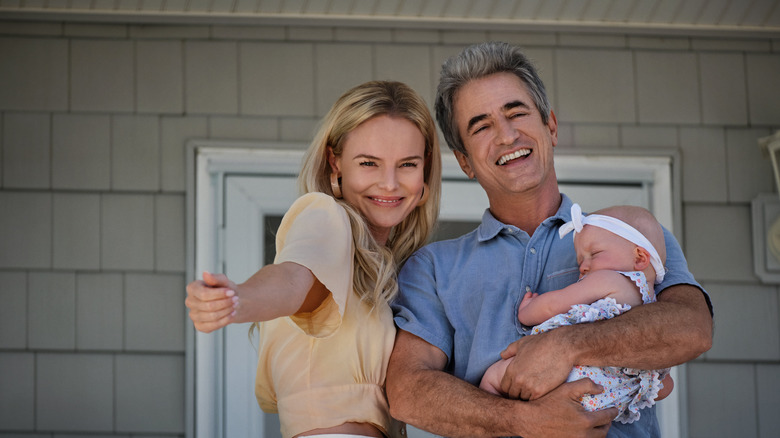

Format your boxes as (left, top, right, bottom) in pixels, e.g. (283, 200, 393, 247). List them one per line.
(573, 225, 639, 278)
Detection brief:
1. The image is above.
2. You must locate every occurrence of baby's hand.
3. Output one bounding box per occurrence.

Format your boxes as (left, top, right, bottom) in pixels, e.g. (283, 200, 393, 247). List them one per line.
(517, 291, 539, 320)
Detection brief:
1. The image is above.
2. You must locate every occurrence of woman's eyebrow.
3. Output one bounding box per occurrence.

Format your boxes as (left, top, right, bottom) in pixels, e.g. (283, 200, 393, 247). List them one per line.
(353, 154, 423, 161)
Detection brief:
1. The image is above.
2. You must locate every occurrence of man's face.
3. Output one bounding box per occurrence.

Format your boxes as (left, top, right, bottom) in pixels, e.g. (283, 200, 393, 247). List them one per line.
(452, 72, 558, 202)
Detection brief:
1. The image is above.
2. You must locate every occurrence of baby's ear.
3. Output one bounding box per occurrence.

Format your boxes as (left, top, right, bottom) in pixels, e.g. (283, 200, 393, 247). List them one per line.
(634, 247, 651, 270)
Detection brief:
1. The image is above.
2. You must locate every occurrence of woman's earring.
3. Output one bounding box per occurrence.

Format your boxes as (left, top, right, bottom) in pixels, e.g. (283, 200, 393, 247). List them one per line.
(417, 183, 429, 207)
(330, 173, 342, 199)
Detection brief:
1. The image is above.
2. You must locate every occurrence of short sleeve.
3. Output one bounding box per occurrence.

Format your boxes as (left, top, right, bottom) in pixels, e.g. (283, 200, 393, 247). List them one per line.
(392, 249, 455, 362)
(274, 193, 354, 337)
(657, 226, 713, 315)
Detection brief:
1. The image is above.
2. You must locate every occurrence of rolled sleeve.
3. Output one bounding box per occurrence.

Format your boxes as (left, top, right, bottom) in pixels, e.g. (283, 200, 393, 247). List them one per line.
(657, 227, 712, 315)
(392, 250, 455, 362)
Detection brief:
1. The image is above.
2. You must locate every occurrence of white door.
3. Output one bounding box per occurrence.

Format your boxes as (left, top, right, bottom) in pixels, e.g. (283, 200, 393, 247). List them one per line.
(189, 145, 682, 438)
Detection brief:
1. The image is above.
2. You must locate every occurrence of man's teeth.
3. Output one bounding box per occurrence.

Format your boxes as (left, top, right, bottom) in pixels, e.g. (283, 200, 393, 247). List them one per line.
(498, 149, 531, 165)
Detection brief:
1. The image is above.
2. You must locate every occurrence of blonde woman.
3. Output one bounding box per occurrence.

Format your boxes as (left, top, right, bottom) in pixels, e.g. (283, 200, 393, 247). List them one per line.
(185, 81, 441, 438)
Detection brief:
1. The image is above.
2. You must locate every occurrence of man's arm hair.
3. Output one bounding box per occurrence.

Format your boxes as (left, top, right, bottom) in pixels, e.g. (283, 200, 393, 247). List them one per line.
(386, 330, 617, 438)
(572, 284, 712, 369)
(499, 284, 712, 400)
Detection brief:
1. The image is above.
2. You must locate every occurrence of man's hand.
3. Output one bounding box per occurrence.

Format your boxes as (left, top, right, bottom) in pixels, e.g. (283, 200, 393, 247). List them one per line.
(523, 378, 617, 438)
(388, 330, 615, 438)
(500, 327, 577, 400)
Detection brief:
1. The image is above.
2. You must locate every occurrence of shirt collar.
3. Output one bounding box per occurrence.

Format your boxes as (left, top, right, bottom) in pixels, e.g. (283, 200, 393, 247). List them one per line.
(476, 193, 575, 242)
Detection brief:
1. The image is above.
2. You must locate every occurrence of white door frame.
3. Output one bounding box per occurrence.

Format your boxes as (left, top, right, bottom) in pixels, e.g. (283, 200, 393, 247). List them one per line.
(185, 142, 685, 438)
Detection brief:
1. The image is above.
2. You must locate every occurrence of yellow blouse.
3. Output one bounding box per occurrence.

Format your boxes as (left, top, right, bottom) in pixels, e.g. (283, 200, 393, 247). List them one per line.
(254, 193, 401, 438)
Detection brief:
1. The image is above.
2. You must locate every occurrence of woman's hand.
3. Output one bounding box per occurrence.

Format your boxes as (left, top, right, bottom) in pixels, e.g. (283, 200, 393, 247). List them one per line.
(185, 271, 239, 333)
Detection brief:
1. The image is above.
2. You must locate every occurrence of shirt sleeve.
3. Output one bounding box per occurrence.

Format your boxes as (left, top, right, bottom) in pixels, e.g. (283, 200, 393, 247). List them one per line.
(274, 192, 354, 338)
(392, 249, 455, 362)
(657, 226, 713, 315)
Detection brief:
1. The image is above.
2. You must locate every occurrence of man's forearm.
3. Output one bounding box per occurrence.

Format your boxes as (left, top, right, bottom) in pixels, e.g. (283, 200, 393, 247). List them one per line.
(386, 332, 521, 437)
(389, 366, 522, 437)
(566, 284, 713, 369)
(386, 331, 617, 438)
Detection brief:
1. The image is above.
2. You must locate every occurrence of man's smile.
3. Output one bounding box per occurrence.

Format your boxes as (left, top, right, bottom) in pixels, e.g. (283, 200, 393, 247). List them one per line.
(497, 148, 531, 165)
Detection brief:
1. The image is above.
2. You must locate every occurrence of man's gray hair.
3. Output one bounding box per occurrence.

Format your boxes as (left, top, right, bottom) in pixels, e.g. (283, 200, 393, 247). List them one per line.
(434, 41, 551, 155)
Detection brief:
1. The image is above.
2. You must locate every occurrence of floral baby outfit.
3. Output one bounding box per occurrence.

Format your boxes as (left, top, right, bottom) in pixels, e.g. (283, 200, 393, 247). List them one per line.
(531, 271, 669, 424)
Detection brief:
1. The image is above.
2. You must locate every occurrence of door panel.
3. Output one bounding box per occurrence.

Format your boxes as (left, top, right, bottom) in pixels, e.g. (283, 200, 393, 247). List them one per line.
(223, 176, 298, 437)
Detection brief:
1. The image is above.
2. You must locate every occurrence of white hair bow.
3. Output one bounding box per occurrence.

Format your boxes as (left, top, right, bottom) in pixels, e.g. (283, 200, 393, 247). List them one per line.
(559, 204, 665, 284)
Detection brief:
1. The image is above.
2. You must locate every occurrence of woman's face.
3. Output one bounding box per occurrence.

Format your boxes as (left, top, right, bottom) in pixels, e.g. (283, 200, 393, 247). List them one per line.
(329, 114, 426, 245)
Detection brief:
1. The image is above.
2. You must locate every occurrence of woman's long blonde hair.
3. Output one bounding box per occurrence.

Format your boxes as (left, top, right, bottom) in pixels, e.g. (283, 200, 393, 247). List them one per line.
(299, 80, 441, 307)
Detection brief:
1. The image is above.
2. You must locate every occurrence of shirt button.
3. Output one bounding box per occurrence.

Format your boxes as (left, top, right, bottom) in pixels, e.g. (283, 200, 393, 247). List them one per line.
(526, 286, 531, 293)
(529, 247, 537, 254)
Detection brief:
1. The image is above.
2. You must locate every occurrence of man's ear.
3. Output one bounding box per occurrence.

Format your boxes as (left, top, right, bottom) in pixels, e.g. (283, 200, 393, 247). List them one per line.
(634, 247, 651, 270)
(548, 109, 559, 148)
(454, 150, 475, 180)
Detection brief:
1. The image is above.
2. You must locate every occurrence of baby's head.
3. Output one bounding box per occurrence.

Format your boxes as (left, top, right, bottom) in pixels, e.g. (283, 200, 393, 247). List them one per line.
(593, 205, 666, 262)
(562, 204, 666, 284)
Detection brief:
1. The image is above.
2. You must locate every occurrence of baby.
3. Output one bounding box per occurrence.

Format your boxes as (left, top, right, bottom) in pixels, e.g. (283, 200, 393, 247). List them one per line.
(480, 204, 671, 424)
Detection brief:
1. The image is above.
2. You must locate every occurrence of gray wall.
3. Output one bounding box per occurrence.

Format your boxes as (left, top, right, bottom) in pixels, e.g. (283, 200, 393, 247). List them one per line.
(0, 20, 779, 438)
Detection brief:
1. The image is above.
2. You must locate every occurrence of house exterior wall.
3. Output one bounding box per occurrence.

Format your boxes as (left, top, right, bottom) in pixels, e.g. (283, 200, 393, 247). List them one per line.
(0, 20, 778, 438)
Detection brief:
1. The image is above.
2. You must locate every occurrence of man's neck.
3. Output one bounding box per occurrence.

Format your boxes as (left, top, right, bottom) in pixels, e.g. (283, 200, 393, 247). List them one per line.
(488, 188, 562, 236)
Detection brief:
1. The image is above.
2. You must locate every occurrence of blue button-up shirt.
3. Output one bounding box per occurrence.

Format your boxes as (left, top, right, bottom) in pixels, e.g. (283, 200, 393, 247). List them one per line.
(393, 194, 702, 437)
